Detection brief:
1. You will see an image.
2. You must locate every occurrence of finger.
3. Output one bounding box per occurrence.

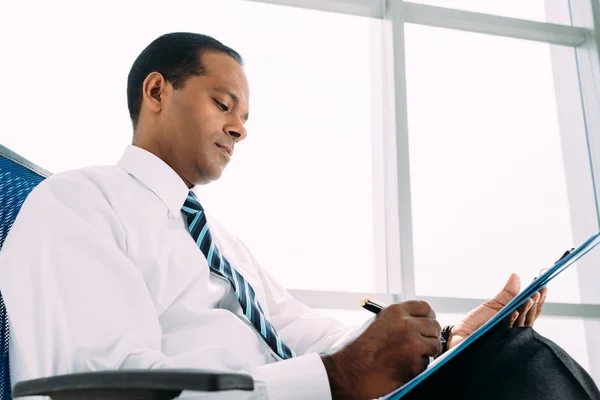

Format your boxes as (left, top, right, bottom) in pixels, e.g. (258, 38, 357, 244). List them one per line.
(413, 356, 430, 378)
(525, 303, 538, 326)
(399, 355, 430, 382)
(402, 301, 435, 318)
(514, 299, 534, 327)
(487, 273, 521, 310)
(510, 311, 519, 328)
(516, 297, 534, 316)
(414, 316, 441, 339)
(529, 292, 541, 307)
(524, 292, 541, 326)
(420, 335, 442, 357)
(503, 310, 518, 328)
(535, 286, 548, 320)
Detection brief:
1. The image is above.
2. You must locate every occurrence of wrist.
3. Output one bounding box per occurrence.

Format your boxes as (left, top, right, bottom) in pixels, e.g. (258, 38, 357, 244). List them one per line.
(321, 353, 360, 400)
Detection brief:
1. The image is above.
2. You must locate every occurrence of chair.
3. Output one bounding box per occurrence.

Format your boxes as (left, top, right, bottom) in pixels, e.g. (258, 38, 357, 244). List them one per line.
(0, 144, 254, 399)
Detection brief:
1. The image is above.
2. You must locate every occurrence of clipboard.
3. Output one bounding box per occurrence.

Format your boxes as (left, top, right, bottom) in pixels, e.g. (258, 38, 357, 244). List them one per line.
(381, 231, 600, 400)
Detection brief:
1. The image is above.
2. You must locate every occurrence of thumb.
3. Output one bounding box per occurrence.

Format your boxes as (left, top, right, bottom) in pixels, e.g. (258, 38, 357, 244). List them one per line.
(491, 273, 521, 308)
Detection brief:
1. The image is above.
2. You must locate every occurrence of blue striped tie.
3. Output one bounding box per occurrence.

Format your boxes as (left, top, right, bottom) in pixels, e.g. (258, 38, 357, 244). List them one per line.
(181, 191, 296, 359)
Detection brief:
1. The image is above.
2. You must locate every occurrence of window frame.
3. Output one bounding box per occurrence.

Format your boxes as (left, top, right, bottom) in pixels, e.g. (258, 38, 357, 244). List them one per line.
(245, 0, 600, 381)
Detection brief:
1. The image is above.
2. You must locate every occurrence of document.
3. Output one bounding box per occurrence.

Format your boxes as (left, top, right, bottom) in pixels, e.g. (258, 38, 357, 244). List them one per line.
(381, 232, 600, 400)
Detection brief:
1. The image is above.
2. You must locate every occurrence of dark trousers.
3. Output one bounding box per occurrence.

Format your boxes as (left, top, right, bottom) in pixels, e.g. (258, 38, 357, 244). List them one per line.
(403, 327, 600, 400)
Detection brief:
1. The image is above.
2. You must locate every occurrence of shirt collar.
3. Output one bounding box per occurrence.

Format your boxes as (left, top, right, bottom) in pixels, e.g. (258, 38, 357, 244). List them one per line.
(117, 145, 190, 215)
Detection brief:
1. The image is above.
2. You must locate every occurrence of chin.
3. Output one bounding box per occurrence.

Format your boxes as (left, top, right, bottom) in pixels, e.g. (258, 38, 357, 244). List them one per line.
(196, 166, 225, 185)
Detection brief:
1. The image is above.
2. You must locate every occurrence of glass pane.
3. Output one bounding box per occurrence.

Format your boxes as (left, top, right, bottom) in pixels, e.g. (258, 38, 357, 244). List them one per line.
(0, 0, 381, 292)
(409, 0, 571, 24)
(438, 313, 590, 373)
(405, 24, 594, 302)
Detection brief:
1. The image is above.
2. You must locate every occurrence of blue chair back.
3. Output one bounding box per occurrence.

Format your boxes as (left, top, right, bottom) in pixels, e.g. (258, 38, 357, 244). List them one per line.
(0, 145, 50, 399)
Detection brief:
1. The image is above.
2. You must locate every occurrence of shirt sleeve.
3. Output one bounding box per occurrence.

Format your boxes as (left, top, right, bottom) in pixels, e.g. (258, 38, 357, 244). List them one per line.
(0, 171, 338, 400)
(238, 240, 376, 400)
(255, 263, 356, 355)
(235, 239, 373, 356)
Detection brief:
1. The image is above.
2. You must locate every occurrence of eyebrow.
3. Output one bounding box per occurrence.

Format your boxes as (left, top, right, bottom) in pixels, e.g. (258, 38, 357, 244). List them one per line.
(214, 86, 249, 122)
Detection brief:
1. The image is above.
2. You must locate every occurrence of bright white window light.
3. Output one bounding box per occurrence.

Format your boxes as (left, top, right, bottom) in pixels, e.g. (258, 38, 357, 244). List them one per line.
(0, 0, 381, 292)
(405, 23, 595, 307)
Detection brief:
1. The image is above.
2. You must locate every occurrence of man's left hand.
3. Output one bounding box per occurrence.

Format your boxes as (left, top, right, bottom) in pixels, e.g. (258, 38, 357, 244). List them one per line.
(447, 273, 547, 350)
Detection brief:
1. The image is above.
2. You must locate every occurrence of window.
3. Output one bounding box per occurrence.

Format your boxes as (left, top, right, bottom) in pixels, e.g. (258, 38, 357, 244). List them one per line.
(4, 0, 600, 384)
(409, 0, 571, 25)
(404, 24, 593, 302)
(0, 0, 383, 292)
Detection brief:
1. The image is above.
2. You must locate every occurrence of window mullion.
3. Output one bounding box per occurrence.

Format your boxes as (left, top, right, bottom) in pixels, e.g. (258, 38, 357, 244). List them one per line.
(548, 0, 600, 385)
(381, 0, 416, 300)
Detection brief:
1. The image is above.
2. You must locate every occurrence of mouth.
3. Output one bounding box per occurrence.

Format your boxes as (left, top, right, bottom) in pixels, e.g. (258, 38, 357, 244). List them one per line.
(215, 144, 233, 159)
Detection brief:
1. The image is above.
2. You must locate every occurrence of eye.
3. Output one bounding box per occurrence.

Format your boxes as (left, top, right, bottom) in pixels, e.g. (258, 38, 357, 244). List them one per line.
(214, 99, 229, 112)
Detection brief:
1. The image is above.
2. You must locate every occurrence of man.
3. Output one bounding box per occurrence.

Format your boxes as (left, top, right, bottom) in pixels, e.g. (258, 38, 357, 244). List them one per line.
(0, 32, 598, 400)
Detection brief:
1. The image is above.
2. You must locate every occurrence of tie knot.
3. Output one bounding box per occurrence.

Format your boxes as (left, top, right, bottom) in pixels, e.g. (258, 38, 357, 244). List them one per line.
(182, 190, 203, 213)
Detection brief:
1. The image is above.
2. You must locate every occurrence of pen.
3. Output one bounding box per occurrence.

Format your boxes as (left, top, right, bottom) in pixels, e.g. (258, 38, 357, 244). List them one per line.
(360, 298, 386, 314)
(361, 297, 446, 346)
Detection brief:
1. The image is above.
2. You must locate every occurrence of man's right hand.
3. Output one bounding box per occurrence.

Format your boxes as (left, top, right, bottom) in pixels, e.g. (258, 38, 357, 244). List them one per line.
(321, 301, 441, 400)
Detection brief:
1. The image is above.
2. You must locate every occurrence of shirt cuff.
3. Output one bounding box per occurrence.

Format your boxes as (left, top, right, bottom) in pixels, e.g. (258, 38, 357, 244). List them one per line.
(256, 353, 332, 400)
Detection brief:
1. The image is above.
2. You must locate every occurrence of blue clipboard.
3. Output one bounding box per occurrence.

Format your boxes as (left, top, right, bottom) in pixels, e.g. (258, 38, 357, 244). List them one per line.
(381, 231, 600, 400)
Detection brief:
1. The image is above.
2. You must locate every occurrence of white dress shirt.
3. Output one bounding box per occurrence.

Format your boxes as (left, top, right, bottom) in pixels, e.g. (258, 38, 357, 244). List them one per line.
(0, 145, 363, 399)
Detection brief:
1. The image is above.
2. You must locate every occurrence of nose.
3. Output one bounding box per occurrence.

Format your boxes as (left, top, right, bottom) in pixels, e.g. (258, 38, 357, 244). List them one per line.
(224, 116, 247, 143)
(227, 128, 246, 142)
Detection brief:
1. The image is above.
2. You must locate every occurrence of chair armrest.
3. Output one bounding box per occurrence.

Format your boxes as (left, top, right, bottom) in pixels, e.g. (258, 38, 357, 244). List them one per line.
(12, 369, 254, 400)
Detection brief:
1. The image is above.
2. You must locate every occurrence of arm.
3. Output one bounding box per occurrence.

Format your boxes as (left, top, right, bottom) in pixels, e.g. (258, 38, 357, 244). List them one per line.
(238, 239, 374, 355)
(256, 265, 352, 354)
(0, 172, 325, 399)
(218, 235, 443, 400)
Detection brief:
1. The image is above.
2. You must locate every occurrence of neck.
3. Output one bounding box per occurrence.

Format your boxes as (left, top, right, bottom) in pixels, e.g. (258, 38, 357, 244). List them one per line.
(131, 133, 194, 189)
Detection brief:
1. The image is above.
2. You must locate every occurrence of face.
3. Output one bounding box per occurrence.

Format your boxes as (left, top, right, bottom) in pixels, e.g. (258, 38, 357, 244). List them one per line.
(137, 50, 250, 187)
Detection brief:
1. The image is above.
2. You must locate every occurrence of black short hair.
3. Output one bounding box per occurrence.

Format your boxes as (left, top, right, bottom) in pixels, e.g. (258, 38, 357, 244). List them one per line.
(127, 32, 243, 127)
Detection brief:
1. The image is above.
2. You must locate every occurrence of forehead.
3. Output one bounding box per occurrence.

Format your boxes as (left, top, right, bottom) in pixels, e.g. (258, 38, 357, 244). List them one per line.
(197, 50, 249, 101)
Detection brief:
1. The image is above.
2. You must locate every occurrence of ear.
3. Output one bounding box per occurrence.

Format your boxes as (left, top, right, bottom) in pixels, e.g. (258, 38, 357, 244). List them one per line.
(141, 72, 169, 115)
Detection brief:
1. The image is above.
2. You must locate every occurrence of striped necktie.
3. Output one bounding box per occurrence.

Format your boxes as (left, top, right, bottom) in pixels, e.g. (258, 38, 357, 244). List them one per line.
(181, 191, 296, 359)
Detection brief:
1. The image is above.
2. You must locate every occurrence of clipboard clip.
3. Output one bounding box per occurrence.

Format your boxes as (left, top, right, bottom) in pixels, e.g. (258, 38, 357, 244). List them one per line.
(555, 248, 575, 265)
(534, 248, 575, 281)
